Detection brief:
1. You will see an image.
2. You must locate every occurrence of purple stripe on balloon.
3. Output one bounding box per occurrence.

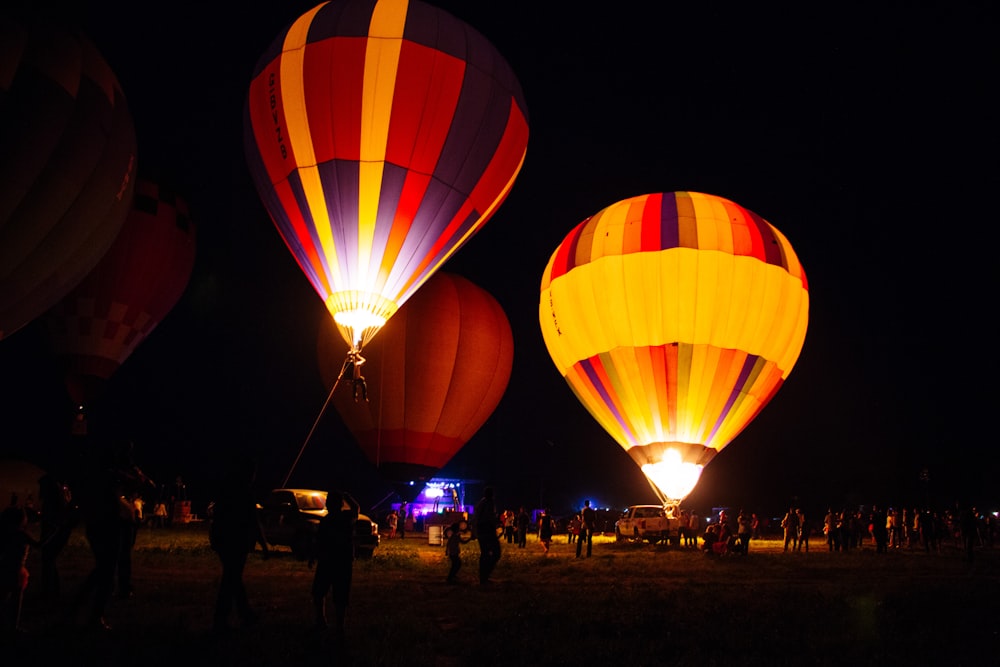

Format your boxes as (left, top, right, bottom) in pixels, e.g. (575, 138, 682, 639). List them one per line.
(660, 192, 680, 251)
(580, 356, 638, 446)
(318, 159, 362, 283)
(746, 209, 785, 269)
(705, 353, 760, 444)
(433, 65, 510, 197)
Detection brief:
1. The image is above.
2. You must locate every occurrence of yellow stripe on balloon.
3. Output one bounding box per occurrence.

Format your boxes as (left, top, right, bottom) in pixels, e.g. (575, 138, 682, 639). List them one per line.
(359, 0, 408, 287)
(281, 3, 341, 294)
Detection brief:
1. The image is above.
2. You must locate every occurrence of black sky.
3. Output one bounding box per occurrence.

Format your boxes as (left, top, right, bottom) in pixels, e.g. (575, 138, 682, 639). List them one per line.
(2, 1, 997, 516)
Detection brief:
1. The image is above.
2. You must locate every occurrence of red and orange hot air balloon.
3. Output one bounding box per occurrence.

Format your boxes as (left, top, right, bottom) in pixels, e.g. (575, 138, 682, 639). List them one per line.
(318, 272, 513, 498)
(0, 16, 137, 340)
(540, 192, 809, 503)
(245, 0, 528, 355)
(46, 179, 196, 412)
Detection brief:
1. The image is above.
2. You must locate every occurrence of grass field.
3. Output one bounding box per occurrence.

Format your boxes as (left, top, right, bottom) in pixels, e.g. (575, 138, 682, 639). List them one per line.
(8, 522, 999, 666)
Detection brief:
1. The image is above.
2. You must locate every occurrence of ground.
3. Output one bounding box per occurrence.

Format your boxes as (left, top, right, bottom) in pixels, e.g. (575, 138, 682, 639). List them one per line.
(7, 523, 999, 666)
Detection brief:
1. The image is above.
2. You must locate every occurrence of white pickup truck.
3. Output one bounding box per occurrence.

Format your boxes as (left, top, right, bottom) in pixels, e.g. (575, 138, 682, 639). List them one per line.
(615, 504, 683, 545)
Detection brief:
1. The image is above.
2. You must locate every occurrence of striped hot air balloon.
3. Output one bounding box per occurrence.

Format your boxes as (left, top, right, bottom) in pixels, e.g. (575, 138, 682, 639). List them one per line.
(245, 0, 528, 353)
(539, 192, 809, 502)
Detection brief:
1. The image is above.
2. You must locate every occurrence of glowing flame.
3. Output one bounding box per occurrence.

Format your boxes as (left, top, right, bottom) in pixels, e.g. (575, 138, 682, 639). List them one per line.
(640, 448, 703, 502)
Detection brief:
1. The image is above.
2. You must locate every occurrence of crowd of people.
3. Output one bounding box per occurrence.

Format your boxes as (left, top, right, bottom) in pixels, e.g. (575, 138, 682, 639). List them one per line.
(0, 443, 363, 643)
(774, 504, 993, 562)
(5, 456, 995, 643)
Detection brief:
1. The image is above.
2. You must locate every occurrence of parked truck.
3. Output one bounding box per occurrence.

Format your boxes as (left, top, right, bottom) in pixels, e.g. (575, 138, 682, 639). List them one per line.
(614, 503, 683, 545)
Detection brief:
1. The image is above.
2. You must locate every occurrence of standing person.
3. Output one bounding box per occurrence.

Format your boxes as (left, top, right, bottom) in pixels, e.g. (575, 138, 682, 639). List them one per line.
(781, 507, 799, 552)
(796, 508, 809, 552)
(37, 470, 77, 600)
(474, 487, 501, 585)
(1, 506, 41, 638)
(568, 513, 581, 544)
(311, 490, 359, 635)
(398, 502, 408, 540)
(444, 522, 462, 584)
(387, 510, 398, 539)
(208, 454, 268, 635)
(112, 440, 155, 600)
(502, 509, 515, 544)
(66, 440, 132, 631)
(687, 510, 701, 548)
(959, 504, 978, 563)
(870, 506, 889, 554)
(576, 499, 596, 558)
(538, 509, 554, 554)
(516, 507, 529, 549)
(736, 510, 752, 554)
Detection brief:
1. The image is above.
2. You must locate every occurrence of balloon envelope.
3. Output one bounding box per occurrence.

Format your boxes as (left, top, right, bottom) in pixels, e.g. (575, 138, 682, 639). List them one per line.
(245, 0, 528, 351)
(539, 192, 809, 502)
(46, 179, 197, 408)
(319, 272, 513, 499)
(0, 17, 137, 340)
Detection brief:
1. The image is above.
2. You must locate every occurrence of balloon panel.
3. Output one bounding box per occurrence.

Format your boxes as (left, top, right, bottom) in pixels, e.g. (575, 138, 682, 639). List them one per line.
(246, 0, 528, 349)
(318, 272, 513, 481)
(539, 192, 808, 500)
(0, 18, 137, 340)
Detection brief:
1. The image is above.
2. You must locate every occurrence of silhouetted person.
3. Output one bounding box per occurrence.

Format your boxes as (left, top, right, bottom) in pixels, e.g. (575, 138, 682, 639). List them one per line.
(445, 522, 463, 583)
(209, 455, 268, 635)
(112, 440, 155, 599)
(475, 487, 501, 584)
(37, 471, 77, 599)
(311, 490, 358, 637)
(66, 440, 132, 631)
(576, 499, 596, 558)
(1, 506, 40, 637)
(516, 507, 529, 548)
(959, 505, 978, 563)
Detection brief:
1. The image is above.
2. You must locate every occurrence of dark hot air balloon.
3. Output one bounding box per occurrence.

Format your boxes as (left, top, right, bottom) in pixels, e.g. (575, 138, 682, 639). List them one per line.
(0, 16, 137, 340)
(46, 179, 196, 414)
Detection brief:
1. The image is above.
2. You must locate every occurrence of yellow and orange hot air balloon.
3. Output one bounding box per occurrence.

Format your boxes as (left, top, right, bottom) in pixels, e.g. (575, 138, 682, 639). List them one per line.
(245, 0, 528, 354)
(319, 272, 513, 499)
(539, 192, 809, 503)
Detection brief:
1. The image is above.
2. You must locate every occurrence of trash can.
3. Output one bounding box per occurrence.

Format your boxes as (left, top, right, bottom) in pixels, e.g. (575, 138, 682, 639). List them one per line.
(427, 524, 442, 546)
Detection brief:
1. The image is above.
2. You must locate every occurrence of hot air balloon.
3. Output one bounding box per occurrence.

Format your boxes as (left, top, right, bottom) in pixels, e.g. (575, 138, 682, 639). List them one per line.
(318, 272, 513, 499)
(539, 192, 808, 503)
(0, 16, 137, 340)
(45, 179, 196, 415)
(245, 0, 528, 356)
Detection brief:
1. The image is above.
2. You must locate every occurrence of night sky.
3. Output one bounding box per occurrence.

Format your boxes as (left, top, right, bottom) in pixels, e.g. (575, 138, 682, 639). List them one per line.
(2, 1, 997, 517)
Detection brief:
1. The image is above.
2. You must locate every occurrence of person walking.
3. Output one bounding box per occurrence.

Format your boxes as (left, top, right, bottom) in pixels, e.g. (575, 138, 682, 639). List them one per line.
(474, 487, 501, 584)
(576, 500, 596, 558)
(538, 509, 554, 554)
(311, 490, 359, 636)
(209, 454, 268, 635)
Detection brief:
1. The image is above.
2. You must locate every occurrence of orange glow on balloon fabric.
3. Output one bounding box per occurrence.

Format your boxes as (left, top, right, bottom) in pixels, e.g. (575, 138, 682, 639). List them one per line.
(318, 272, 513, 490)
